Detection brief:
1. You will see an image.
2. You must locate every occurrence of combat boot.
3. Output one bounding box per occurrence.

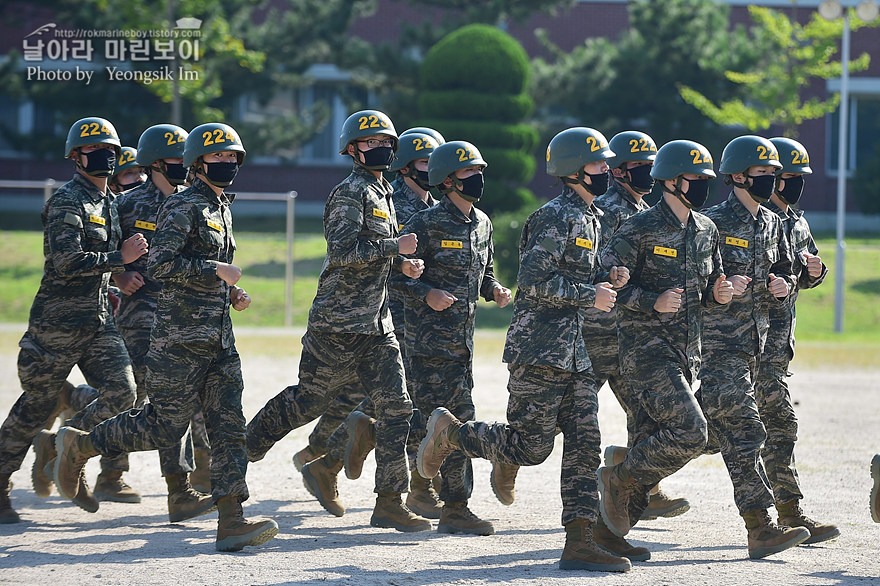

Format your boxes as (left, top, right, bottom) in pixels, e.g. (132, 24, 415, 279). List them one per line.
(593, 517, 650, 562)
(302, 456, 345, 517)
(597, 464, 640, 537)
(215, 496, 278, 552)
(292, 445, 318, 473)
(31, 430, 56, 498)
(166, 472, 216, 522)
(417, 408, 462, 480)
(438, 501, 494, 536)
(343, 410, 376, 480)
(94, 470, 142, 503)
(641, 488, 690, 520)
(871, 455, 880, 523)
(559, 518, 631, 572)
(53, 427, 98, 499)
(744, 509, 810, 559)
(189, 447, 212, 493)
(776, 500, 839, 544)
(0, 473, 20, 524)
(406, 474, 442, 519)
(72, 471, 99, 513)
(370, 492, 432, 532)
(490, 460, 519, 506)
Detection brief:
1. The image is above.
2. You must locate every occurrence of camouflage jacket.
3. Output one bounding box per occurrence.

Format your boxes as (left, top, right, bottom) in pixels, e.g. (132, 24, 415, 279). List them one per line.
(115, 178, 182, 330)
(762, 200, 827, 362)
(702, 193, 796, 356)
(601, 197, 724, 381)
(147, 178, 236, 350)
(503, 187, 608, 372)
(26, 173, 125, 332)
(308, 165, 403, 336)
(392, 196, 501, 362)
(585, 182, 651, 336)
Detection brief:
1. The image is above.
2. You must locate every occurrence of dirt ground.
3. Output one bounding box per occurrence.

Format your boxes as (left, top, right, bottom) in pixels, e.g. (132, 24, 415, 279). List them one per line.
(0, 330, 878, 585)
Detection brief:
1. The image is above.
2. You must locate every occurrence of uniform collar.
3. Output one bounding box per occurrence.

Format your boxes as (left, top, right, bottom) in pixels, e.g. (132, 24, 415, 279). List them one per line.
(72, 172, 107, 203)
(192, 177, 234, 205)
(763, 199, 789, 219)
(563, 186, 602, 217)
(608, 181, 644, 210)
(400, 181, 436, 208)
(440, 194, 473, 223)
(353, 165, 392, 193)
(728, 192, 758, 224)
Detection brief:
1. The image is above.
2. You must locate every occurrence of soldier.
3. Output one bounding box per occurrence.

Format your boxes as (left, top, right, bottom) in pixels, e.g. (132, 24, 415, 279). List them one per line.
(108, 146, 146, 195)
(53, 122, 278, 552)
(244, 110, 432, 533)
(418, 127, 632, 572)
(595, 139, 732, 554)
(698, 135, 809, 559)
(754, 137, 837, 543)
(0, 117, 146, 523)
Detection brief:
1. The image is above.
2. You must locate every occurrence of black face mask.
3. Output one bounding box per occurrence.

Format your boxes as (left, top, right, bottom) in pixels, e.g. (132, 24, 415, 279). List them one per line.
(746, 174, 776, 203)
(116, 179, 144, 191)
(457, 173, 484, 203)
(585, 170, 609, 196)
(682, 178, 710, 208)
(776, 175, 805, 206)
(360, 146, 395, 171)
(80, 148, 116, 177)
(414, 170, 431, 191)
(624, 164, 654, 193)
(163, 162, 188, 186)
(203, 161, 239, 187)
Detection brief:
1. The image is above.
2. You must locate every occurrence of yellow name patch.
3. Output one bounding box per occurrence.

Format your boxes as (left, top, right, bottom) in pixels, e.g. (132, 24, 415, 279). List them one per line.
(725, 237, 749, 248)
(441, 240, 463, 249)
(206, 220, 222, 232)
(134, 220, 156, 231)
(398, 223, 404, 231)
(372, 208, 389, 220)
(88, 214, 106, 226)
(653, 246, 677, 258)
(575, 238, 593, 250)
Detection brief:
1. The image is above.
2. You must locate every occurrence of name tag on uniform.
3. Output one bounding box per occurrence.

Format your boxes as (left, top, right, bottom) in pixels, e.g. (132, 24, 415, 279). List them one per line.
(134, 220, 156, 231)
(398, 223, 404, 231)
(653, 246, 677, 257)
(206, 219, 222, 231)
(725, 236, 749, 248)
(575, 237, 593, 249)
(372, 208, 389, 219)
(441, 240, 463, 249)
(89, 214, 106, 226)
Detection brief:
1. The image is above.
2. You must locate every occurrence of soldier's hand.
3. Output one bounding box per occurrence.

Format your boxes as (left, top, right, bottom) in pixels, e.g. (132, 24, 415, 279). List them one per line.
(729, 275, 751, 296)
(426, 288, 457, 311)
(768, 273, 790, 298)
(713, 273, 734, 304)
(398, 233, 418, 255)
(402, 258, 424, 279)
(121, 233, 148, 264)
(594, 282, 617, 312)
(108, 289, 121, 316)
(231, 286, 251, 311)
(112, 271, 144, 295)
(803, 253, 823, 277)
(609, 266, 630, 288)
(216, 262, 242, 286)
(493, 286, 512, 308)
(654, 287, 683, 313)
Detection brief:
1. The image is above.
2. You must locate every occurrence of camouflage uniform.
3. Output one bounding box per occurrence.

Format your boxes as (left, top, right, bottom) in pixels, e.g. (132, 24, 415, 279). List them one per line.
(456, 187, 605, 526)
(600, 197, 723, 488)
(246, 166, 413, 494)
(0, 174, 136, 478)
(699, 193, 796, 514)
(392, 195, 501, 503)
(88, 178, 250, 502)
(756, 201, 826, 503)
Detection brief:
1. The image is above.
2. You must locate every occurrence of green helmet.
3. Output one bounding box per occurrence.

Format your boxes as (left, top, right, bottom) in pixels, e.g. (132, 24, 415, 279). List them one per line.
(337, 109, 398, 155)
(545, 127, 614, 177)
(718, 135, 782, 175)
(769, 137, 812, 175)
(606, 131, 657, 169)
(183, 123, 246, 168)
(136, 124, 189, 165)
(428, 141, 487, 186)
(389, 132, 439, 172)
(650, 140, 716, 180)
(65, 116, 121, 158)
(112, 147, 141, 177)
(400, 127, 446, 145)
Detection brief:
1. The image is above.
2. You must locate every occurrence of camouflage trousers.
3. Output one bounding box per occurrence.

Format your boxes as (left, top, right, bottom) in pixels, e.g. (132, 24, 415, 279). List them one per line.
(90, 341, 249, 502)
(0, 324, 135, 477)
(697, 350, 774, 514)
(585, 331, 639, 446)
(305, 375, 364, 457)
(458, 363, 600, 526)
(755, 358, 802, 504)
(246, 330, 412, 494)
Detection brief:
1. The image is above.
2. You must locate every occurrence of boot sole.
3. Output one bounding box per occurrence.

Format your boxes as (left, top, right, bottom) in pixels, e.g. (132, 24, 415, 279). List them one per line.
(406, 495, 443, 519)
(437, 523, 495, 536)
(489, 466, 515, 506)
(603, 445, 628, 468)
(641, 500, 691, 520)
(216, 520, 279, 552)
(871, 454, 880, 523)
(31, 431, 56, 499)
(559, 558, 631, 572)
(94, 492, 142, 504)
(802, 527, 841, 545)
(369, 515, 432, 533)
(417, 409, 448, 480)
(596, 543, 651, 562)
(596, 467, 629, 538)
(169, 502, 217, 523)
(748, 527, 811, 559)
(301, 465, 345, 517)
(53, 428, 81, 500)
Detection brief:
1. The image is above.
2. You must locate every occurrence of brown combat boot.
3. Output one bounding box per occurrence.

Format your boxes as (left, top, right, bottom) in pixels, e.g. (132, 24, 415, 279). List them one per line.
(71, 471, 99, 513)
(641, 488, 690, 520)
(593, 517, 650, 561)
(490, 460, 519, 506)
(559, 518, 631, 572)
(215, 496, 278, 552)
(343, 411, 376, 480)
(166, 472, 217, 522)
(301, 456, 345, 517)
(31, 430, 56, 498)
(189, 447, 212, 493)
(597, 464, 640, 538)
(744, 509, 810, 559)
(53, 427, 97, 500)
(0, 473, 20, 524)
(417, 408, 462, 480)
(438, 500, 494, 536)
(776, 499, 840, 544)
(292, 445, 319, 473)
(370, 492, 432, 532)
(94, 469, 142, 503)
(406, 474, 442, 519)
(871, 455, 880, 523)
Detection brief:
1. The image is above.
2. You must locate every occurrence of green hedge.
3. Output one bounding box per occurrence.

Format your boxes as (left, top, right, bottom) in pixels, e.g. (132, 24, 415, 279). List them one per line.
(481, 183, 538, 217)
(419, 91, 534, 123)
(419, 119, 539, 153)
(481, 148, 537, 184)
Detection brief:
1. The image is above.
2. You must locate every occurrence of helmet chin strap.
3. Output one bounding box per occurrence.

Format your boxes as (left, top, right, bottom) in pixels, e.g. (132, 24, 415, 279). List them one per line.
(561, 169, 592, 194)
(663, 177, 694, 209)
